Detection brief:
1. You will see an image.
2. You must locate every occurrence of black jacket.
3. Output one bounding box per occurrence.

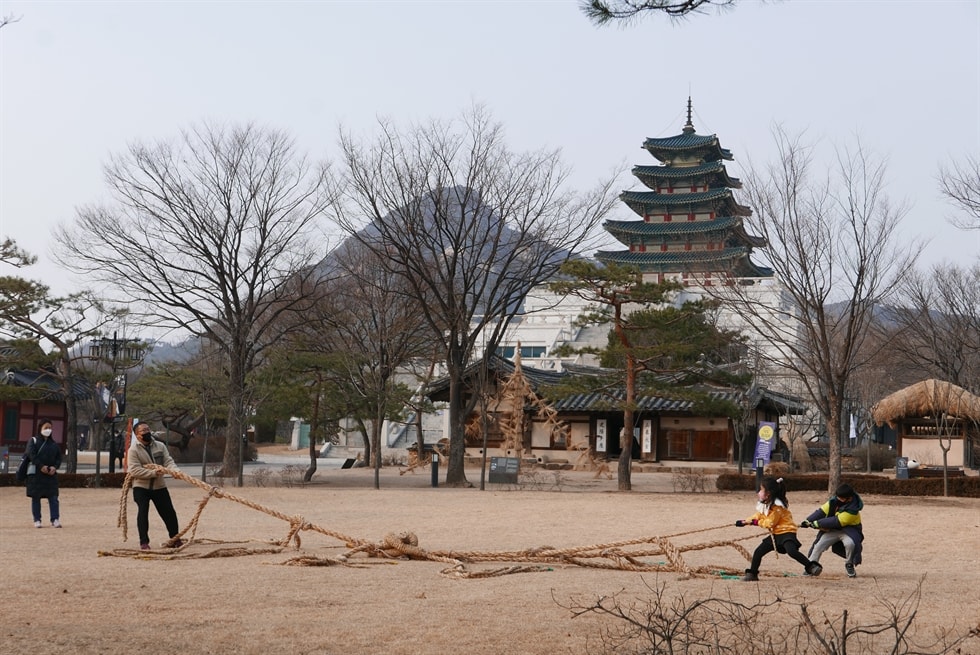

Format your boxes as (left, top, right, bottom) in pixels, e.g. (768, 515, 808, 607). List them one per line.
(25, 436, 61, 499)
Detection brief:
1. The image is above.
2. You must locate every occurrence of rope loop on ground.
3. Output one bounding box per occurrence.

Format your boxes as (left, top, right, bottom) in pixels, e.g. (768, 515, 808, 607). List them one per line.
(108, 465, 774, 579)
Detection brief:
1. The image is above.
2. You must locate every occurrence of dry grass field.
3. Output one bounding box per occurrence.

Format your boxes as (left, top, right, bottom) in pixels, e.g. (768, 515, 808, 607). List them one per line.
(1, 459, 978, 655)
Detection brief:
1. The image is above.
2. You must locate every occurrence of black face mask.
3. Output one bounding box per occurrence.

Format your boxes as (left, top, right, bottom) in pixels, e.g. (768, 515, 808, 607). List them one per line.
(139, 434, 153, 445)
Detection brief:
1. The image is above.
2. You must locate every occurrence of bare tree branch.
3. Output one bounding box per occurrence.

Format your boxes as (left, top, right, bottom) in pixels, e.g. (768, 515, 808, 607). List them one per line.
(710, 126, 923, 493)
(580, 0, 737, 26)
(54, 122, 334, 482)
(938, 153, 980, 231)
(331, 105, 618, 486)
(890, 262, 980, 394)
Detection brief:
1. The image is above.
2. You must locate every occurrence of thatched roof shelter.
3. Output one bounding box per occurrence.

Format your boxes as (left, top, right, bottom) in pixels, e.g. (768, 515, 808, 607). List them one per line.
(872, 379, 980, 428)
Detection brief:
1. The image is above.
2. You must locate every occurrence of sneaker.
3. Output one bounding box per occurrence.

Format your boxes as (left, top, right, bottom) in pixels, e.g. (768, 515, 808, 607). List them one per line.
(52, 519, 62, 528)
(805, 562, 823, 577)
(140, 543, 151, 551)
(168, 538, 184, 548)
(34, 521, 42, 528)
(845, 562, 856, 578)
(741, 570, 759, 582)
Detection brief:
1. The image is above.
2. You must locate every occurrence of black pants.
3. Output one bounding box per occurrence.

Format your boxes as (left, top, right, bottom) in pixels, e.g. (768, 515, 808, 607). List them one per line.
(133, 486, 179, 546)
(749, 532, 812, 573)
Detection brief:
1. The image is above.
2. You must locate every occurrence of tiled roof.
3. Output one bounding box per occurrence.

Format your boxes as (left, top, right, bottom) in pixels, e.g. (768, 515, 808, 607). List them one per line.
(642, 132, 733, 162)
(621, 189, 752, 219)
(595, 247, 751, 266)
(425, 359, 804, 415)
(425, 354, 564, 399)
(643, 132, 733, 159)
(550, 388, 739, 412)
(2, 368, 93, 400)
(593, 248, 774, 277)
(622, 188, 729, 205)
(632, 161, 741, 188)
(604, 215, 743, 237)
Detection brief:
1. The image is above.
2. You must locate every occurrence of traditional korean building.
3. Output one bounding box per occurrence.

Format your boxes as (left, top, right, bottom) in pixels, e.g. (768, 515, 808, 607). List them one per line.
(596, 99, 772, 287)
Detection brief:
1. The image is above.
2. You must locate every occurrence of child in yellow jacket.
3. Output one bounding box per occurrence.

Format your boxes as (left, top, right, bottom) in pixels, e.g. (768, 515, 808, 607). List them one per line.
(735, 476, 823, 581)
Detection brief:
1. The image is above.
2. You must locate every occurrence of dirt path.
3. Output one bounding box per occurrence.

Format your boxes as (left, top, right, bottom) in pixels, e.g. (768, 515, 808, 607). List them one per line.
(1, 467, 978, 654)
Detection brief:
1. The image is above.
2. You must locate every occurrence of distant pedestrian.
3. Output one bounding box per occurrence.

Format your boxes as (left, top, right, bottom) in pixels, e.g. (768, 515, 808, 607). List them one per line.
(735, 476, 822, 581)
(26, 420, 62, 528)
(111, 432, 125, 470)
(127, 422, 182, 551)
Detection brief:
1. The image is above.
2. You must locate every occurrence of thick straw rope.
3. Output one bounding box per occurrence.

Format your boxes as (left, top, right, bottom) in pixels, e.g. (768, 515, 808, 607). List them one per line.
(103, 465, 772, 578)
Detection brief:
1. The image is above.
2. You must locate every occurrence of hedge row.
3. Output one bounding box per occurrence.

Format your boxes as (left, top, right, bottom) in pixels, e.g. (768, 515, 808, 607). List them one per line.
(716, 472, 980, 498)
(0, 473, 127, 489)
(3, 471, 978, 497)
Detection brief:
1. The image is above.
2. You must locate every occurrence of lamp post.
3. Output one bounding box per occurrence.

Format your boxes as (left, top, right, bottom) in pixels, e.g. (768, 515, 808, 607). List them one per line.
(88, 331, 144, 487)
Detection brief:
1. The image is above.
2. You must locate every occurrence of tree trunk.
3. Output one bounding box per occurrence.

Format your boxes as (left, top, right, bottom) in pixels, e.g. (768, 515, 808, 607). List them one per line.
(222, 356, 247, 485)
(372, 407, 384, 490)
(64, 389, 79, 474)
(619, 354, 636, 491)
(826, 401, 843, 494)
(304, 382, 320, 483)
(445, 372, 469, 487)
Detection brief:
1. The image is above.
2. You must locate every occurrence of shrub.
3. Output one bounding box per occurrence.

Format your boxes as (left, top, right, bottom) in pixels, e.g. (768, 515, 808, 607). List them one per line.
(848, 443, 896, 471)
(561, 576, 978, 654)
(672, 468, 708, 493)
(170, 434, 257, 465)
(715, 472, 980, 497)
(0, 472, 127, 488)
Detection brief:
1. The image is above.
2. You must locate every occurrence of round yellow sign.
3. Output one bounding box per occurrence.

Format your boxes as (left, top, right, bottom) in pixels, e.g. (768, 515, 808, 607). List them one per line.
(758, 425, 774, 441)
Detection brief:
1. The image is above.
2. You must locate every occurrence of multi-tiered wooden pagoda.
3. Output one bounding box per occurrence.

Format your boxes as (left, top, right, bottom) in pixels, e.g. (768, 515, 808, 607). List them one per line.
(596, 100, 772, 286)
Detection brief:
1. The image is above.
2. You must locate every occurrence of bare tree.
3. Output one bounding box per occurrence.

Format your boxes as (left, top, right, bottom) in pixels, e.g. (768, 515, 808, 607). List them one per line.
(331, 106, 617, 487)
(55, 123, 333, 483)
(712, 127, 922, 493)
(304, 244, 436, 488)
(890, 263, 980, 395)
(938, 153, 980, 231)
(0, 270, 121, 473)
(580, 0, 736, 25)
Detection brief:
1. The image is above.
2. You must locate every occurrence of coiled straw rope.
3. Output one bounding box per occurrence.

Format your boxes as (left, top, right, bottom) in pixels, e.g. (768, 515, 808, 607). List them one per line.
(102, 464, 769, 578)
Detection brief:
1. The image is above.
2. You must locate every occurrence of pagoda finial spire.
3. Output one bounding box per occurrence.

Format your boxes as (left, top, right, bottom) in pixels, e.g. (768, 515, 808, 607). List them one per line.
(683, 96, 695, 134)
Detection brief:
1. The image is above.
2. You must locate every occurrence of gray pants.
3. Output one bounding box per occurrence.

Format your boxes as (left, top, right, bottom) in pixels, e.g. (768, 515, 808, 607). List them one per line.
(808, 530, 855, 564)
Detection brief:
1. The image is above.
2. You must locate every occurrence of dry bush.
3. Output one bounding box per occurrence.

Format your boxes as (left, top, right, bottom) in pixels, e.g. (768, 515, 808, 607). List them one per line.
(764, 461, 791, 477)
(671, 468, 707, 493)
(382, 453, 407, 467)
(515, 469, 566, 491)
(561, 576, 979, 655)
(278, 464, 306, 487)
(849, 442, 898, 471)
(250, 467, 273, 487)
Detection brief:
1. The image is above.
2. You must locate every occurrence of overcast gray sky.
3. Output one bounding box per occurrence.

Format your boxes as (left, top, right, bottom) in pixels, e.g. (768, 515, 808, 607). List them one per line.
(2, 0, 978, 299)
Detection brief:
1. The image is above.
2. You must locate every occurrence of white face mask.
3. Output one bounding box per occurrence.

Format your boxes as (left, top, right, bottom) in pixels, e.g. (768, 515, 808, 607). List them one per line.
(41, 428, 53, 437)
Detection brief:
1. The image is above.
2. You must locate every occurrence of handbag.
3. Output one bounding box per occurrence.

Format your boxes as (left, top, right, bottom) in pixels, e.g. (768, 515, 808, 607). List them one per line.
(15, 437, 37, 481)
(15, 456, 31, 481)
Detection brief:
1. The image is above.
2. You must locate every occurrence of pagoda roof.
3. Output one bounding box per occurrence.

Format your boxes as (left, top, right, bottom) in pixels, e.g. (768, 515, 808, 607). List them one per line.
(603, 218, 768, 250)
(604, 215, 745, 238)
(620, 189, 752, 217)
(594, 247, 773, 277)
(632, 161, 742, 189)
(642, 132, 733, 163)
